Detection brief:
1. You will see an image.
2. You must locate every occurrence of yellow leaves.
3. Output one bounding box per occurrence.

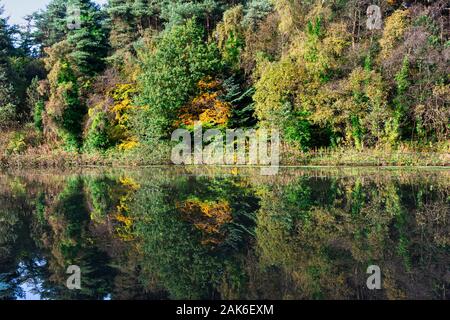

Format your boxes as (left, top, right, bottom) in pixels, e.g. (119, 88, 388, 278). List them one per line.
(110, 83, 136, 101)
(110, 176, 140, 242)
(215, 5, 244, 50)
(107, 83, 140, 151)
(198, 77, 221, 91)
(432, 83, 450, 98)
(119, 176, 140, 190)
(43, 40, 72, 72)
(379, 9, 410, 59)
(253, 57, 303, 124)
(347, 67, 369, 92)
(274, 0, 301, 35)
(322, 22, 351, 58)
(110, 84, 136, 125)
(198, 96, 231, 126)
(365, 74, 385, 104)
(339, 67, 386, 119)
(347, 67, 386, 107)
(115, 212, 133, 228)
(118, 140, 139, 151)
(254, 14, 350, 128)
(177, 198, 233, 245)
(176, 78, 231, 128)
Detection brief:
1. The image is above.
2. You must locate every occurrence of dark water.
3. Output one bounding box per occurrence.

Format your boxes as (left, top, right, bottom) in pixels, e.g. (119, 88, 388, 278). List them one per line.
(0, 167, 449, 300)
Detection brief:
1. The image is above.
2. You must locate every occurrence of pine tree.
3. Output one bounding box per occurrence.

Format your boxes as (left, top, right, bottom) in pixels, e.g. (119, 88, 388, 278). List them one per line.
(32, 0, 68, 50)
(33, 0, 109, 74)
(0, 65, 17, 127)
(160, 0, 228, 33)
(66, 0, 109, 75)
(0, 6, 17, 127)
(107, 0, 160, 51)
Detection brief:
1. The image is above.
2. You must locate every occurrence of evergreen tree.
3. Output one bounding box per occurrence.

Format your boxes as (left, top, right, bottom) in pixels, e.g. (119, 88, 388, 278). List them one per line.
(0, 5, 14, 58)
(17, 16, 37, 57)
(0, 6, 17, 127)
(107, 0, 160, 51)
(160, 0, 229, 33)
(32, 0, 68, 50)
(0, 65, 17, 127)
(66, 0, 109, 75)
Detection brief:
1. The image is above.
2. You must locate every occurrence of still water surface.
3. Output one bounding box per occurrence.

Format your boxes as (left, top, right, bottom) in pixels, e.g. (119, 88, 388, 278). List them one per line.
(0, 167, 448, 300)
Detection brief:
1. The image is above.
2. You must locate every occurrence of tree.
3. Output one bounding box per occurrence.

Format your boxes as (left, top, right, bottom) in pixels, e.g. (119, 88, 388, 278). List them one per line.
(31, 0, 69, 50)
(0, 65, 17, 127)
(66, 0, 109, 75)
(0, 5, 14, 60)
(44, 53, 85, 150)
(242, 0, 273, 29)
(0, 6, 17, 127)
(135, 19, 221, 145)
(107, 0, 160, 51)
(32, 0, 108, 74)
(160, 0, 228, 33)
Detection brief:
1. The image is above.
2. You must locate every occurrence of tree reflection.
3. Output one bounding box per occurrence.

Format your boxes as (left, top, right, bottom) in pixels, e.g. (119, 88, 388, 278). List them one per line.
(0, 169, 448, 300)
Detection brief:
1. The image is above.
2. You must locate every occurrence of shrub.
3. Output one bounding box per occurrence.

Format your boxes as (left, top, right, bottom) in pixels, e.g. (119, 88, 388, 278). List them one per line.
(84, 111, 111, 152)
(33, 100, 45, 132)
(0, 103, 17, 128)
(6, 132, 27, 155)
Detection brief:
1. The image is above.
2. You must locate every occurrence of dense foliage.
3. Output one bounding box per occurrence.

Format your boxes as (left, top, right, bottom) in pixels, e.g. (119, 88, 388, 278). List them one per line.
(0, 0, 448, 157)
(0, 169, 448, 299)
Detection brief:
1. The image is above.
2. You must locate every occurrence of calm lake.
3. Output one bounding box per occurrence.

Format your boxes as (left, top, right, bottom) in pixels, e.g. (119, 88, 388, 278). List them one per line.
(0, 167, 448, 300)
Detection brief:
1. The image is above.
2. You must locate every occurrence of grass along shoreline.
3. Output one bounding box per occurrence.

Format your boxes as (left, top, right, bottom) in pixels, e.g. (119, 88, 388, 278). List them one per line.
(1, 148, 449, 169)
(1, 129, 448, 168)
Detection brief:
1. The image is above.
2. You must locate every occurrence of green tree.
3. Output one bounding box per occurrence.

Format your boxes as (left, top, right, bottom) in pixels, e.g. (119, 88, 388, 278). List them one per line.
(66, 0, 109, 75)
(0, 65, 17, 127)
(135, 19, 221, 145)
(159, 0, 248, 34)
(386, 55, 410, 146)
(31, 0, 69, 50)
(107, 0, 160, 51)
(0, 7, 17, 127)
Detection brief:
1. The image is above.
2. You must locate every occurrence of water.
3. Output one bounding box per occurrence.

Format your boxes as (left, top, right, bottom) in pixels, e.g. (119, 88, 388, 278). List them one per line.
(0, 167, 448, 300)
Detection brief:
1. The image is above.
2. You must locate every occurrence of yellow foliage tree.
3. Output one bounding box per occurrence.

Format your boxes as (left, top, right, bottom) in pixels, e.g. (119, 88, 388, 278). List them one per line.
(176, 77, 231, 129)
(109, 83, 140, 151)
(379, 9, 410, 60)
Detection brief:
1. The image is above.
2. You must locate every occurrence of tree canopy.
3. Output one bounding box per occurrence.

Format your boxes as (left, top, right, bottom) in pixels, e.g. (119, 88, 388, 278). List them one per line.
(0, 0, 448, 156)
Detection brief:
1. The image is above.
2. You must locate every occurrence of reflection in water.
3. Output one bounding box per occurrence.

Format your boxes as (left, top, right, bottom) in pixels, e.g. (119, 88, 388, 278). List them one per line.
(0, 168, 448, 300)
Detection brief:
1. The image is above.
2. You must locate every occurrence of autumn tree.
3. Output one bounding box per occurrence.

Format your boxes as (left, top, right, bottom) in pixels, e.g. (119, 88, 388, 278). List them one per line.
(135, 19, 221, 145)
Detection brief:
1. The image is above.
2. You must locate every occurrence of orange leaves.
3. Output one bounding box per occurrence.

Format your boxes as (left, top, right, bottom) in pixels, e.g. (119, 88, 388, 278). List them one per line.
(177, 198, 233, 245)
(176, 77, 231, 128)
(198, 78, 221, 91)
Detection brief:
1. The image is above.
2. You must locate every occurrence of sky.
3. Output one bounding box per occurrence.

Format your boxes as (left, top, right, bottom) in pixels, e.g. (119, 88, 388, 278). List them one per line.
(1, 0, 108, 26)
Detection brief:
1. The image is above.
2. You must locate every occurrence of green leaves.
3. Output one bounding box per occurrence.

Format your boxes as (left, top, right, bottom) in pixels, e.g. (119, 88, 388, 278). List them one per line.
(66, 0, 109, 75)
(135, 19, 221, 145)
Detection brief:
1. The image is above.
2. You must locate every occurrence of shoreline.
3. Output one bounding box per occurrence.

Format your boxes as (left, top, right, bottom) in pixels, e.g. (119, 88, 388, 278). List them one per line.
(2, 150, 449, 169)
